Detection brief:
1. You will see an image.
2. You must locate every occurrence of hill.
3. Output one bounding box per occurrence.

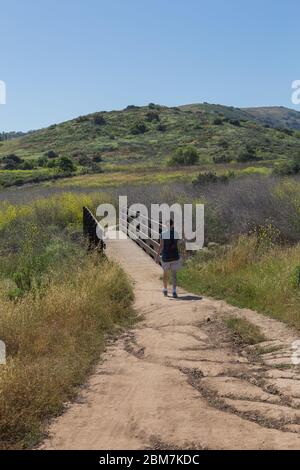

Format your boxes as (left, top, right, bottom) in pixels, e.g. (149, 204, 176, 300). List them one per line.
(181, 103, 300, 130)
(244, 106, 300, 130)
(0, 102, 300, 187)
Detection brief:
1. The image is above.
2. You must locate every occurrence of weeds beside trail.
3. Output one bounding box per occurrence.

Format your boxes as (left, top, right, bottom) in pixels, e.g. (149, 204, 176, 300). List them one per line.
(179, 236, 300, 330)
(0, 192, 135, 449)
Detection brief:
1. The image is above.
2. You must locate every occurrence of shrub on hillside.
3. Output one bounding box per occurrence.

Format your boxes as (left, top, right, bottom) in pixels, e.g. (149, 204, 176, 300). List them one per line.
(37, 157, 48, 167)
(130, 121, 148, 135)
(58, 157, 76, 173)
(20, 160, 35, 170)
(76, 115, 89, 123)
(146, 111, 160, 122)
(213, 118, 223, 125)
(93, 114, 106, 126)
(237, 145, 262, 163)
(3, 154, 24, 170)
(157, 123, 167, 132)
(169, 146, 200, 166)
(92, 153, 103, 163)
(273, 154, 300, 176)
(45, 150, 59, 159)
(229, 119, 241, 127)
(213, 154, 231, 164)
(193, 171, 235, 186)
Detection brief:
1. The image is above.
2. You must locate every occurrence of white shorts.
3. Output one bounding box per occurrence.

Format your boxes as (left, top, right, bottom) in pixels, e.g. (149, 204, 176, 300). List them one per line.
(161, 258, 182, 272)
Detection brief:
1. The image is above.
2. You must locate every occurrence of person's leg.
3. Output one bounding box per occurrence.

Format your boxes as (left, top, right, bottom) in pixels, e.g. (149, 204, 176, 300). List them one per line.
(172, 269, 177, 296)
(163, 269, 168, 295)
(163, 270, 168, 291)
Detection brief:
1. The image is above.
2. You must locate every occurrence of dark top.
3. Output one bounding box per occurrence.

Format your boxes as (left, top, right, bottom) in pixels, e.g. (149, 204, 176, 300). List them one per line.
(160, 228, 180, 262)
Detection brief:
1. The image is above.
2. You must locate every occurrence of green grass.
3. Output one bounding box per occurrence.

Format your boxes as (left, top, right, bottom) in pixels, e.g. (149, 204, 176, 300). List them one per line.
(1, 103, 300, 188)
(179, 236, 300, 330)
(0, 191, 135, 449)
(223, 316, 266, 345)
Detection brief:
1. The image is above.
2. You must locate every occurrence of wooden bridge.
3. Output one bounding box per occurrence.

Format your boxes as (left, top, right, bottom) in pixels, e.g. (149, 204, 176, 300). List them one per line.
(41, 206, 300, 450)
(83, 206, 166, 263)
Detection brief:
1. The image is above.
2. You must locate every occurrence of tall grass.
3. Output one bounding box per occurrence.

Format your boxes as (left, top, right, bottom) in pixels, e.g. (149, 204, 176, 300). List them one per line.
(0, 258, 134, 449)
(179, 236, 300, 330)
(0, 191, 134, 449)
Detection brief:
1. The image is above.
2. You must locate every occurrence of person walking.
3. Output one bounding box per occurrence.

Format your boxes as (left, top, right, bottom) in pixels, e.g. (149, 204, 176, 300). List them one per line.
(155, 219, 182, 298)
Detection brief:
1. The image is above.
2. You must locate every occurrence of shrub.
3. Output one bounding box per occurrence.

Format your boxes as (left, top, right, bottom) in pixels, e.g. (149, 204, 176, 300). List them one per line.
(214, 118, 223, 125)
(157, 123, 167, 132)
(37, 157, 48, 167)
(93, 114, 106, 126)
(273, 154, 300, 176)
(76, 115, 89, 123)
(229, 119, 241, 127)
(146, 111, 160, 122)
(237, 145, 261, 163)
(20, 160, 35, 170)
(213, 154, 231, 164)
(45, 150, 59, 159)
(2, 154, 24, 170)
(79, 156, 92, 166)
(169, 146, 199, 166)
(92, 154, 103, 163)
(58, 157, 76, 173)
(0, 258, 134, 449)
(193, 171, 234, 186)
(125, 105, 139, 111)
(131, 121, 147, 135)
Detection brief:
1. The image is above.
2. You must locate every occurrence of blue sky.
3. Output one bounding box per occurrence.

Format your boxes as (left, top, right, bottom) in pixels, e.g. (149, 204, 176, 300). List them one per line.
(0, 0, 299, 131)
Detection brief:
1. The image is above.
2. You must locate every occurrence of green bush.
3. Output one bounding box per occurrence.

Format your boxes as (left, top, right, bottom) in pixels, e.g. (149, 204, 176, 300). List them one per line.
(146, 111, 160, 122)
(213, 154, 231, 164)
(58, 157, 76, 173)
(93, 114, 106, 126)
(45, 150, 59, 159)
(169, 145, 199, 166)
(237, 145, 261, 163)
(131, 121, 147, 135)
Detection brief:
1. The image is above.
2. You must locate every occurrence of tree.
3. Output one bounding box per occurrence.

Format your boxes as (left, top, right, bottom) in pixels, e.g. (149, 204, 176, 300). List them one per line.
(58, 157, 76, 173)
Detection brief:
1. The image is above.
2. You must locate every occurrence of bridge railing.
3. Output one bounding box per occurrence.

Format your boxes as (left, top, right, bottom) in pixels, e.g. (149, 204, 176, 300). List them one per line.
(83, 207, 105, 251)
(119, 208, 166, 263)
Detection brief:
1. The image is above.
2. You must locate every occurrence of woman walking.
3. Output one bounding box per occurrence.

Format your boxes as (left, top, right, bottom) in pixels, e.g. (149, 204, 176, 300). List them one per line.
(155, 219, 182, 298)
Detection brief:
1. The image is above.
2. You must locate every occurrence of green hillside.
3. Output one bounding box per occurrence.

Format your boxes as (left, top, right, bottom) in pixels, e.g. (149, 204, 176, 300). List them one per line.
(244, 106, 300, 130)
(1, 102, 300, 187)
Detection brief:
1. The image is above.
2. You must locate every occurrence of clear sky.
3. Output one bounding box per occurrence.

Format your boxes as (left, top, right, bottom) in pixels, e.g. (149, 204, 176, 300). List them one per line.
(0, 0, 299, 131)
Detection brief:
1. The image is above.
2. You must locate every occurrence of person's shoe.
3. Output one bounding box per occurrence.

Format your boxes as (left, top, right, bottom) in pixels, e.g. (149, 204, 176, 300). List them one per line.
(173, 291, 178, 299)
(162, 289, 168, 297)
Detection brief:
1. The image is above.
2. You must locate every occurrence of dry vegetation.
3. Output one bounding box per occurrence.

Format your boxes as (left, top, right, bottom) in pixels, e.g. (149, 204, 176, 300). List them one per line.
(0, 192, 134, 449)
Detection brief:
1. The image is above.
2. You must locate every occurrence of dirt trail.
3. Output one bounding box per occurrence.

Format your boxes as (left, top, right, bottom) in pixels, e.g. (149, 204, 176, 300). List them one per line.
(41, 235, 300, 450)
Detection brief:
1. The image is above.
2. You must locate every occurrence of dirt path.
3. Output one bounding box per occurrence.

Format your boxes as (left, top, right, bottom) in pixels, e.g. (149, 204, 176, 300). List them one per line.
(41, 235, 300, 450)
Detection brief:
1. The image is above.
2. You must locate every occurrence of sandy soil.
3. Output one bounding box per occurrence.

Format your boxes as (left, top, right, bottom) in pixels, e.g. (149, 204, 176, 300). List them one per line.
(40, 235, 300, 450)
